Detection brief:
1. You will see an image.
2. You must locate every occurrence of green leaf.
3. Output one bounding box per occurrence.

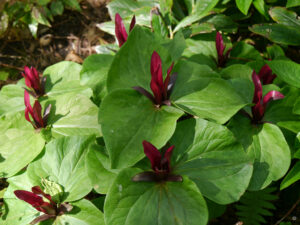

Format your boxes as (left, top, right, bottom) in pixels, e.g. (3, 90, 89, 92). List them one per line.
(280, 160, 300, 189)
(51, 1, 64, 16)
(220, 64, 253, 80)
(205, 14, 238, 33)
(99, 89, 183, 169)
(249, 23, 300, 46)
(170, 118, 253, 204)
(229, 115, 291, 190)
(253, 0, 269, 19)
(85, 144, 119, 194)
(63, 0, 81, 11)
(0, 83, 25, 117)
(27, 136, 94, 202)
(80, 54, 114, 104)
(174, 0, 220, 32)
(228, 42, 263, 65)
(269, 7, 300, 29)
(286, 0, 300, 8)
(43, 61, 92, 97)
(235, 0, 253, 15)
(3, 172, 104, 225)
(104, 168, 208, 225)
(42, 93, 101, 138)
(267, 60, 300, 88)
(0, 113, 45, 178)
(31, 6, 51, 27)
(172, 77, 248, 124)
(107, 26, 185, 93)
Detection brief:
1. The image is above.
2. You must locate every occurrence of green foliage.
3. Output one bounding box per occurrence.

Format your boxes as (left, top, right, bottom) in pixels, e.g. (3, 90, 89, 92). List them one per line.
(1, 0, 81, 37)
(236, 187, 278, 225)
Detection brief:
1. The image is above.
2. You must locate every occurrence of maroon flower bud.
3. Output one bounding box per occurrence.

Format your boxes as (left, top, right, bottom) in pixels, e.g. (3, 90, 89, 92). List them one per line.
(258, 64, 277, 85)
(115, 13, 136, 47)
(14, 186, 72, 225)
(132, 141, 182, 182)
(133, 51, 176, 107)
(21, 66, 46, 97)
(251, 70, 284, 123)
(24, 90, 51, 129)
(216, 31, 231, 67)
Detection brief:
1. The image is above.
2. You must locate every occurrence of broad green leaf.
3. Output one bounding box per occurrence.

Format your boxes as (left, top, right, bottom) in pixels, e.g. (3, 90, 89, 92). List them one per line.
(229, 115, 291, 190)
(280, 161, 300, 189)
(170, 118, 253, 204)
(266, 44, 285, 59)
(27, 136, 94, 202)
(205, 14, 238, 33)
(235, 0, 253, 15)
(3, 172, 104, 225)
(0, 83, 25, 117)
(42, 93, 101, 138)
(0, 113, 45, 178)
(107, 26, 185, 93)
(228, 42, 263, 65)
(80, 54, 114, 103)
(264, 86, 300, 125)
(249, 23, 300, 46)
(104, 168, 208, 225)
(267, 60, 300, 88)
(85, 144, 119, 194)
(43, 61, 92, 97)
(172, 77, 248, 124)
(269, 7, 300, 28)
(253, 0, 269, 19)
(182, 32, 220, 69)
(174, 0, 220, 32)
(99, 89, 183, 169)
(220, 64, 253, 80)
(287, 0, 300, 8)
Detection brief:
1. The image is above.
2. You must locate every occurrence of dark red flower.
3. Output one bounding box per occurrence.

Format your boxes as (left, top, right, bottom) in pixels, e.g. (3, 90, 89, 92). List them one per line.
(24, 90, 51, 129)
(216, 31, 231, 67)
(14, 186, 72, 225)
(132, 141, 182, 182)
(115, 13, 136, 47)
(21, 66, 46, 97)
(133, 51, 176, 106)
(258, 64, 276, 85)
(251, 70, 284, 123)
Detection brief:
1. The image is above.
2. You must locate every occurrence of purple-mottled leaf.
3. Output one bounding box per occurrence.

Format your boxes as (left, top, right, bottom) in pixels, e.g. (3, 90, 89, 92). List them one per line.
(115, 13, 128, 47)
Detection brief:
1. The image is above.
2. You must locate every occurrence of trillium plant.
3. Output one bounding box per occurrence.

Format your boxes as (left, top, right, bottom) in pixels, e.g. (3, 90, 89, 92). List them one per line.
(1, 1, 300, 225)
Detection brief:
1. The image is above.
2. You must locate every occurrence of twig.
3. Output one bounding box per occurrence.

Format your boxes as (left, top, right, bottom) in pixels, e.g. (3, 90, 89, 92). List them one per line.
(0, 54, 23, 59)
(274, 197, 300, 225)
(0, 63, 23, 71)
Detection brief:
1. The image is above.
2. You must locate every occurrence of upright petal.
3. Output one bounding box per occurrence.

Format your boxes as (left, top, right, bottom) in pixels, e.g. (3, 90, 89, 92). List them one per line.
(263, 90, 284, 107)
(251, 102, 265, 122)
(32, 100, 44, 128)
(150, 51, 164, 88)
(216, 32, 226, 59)
(143, 141, 162, 172)
(163, 62, 174, 97)
(259, 64, 276, 85)
(162, 145, 174, 173)
(23, 66, 34, 89)
(129, 15, 136, 32)
(115, 13, 128, 47)
(24, 90, 34, 115)
(252, 70, 263, 104)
